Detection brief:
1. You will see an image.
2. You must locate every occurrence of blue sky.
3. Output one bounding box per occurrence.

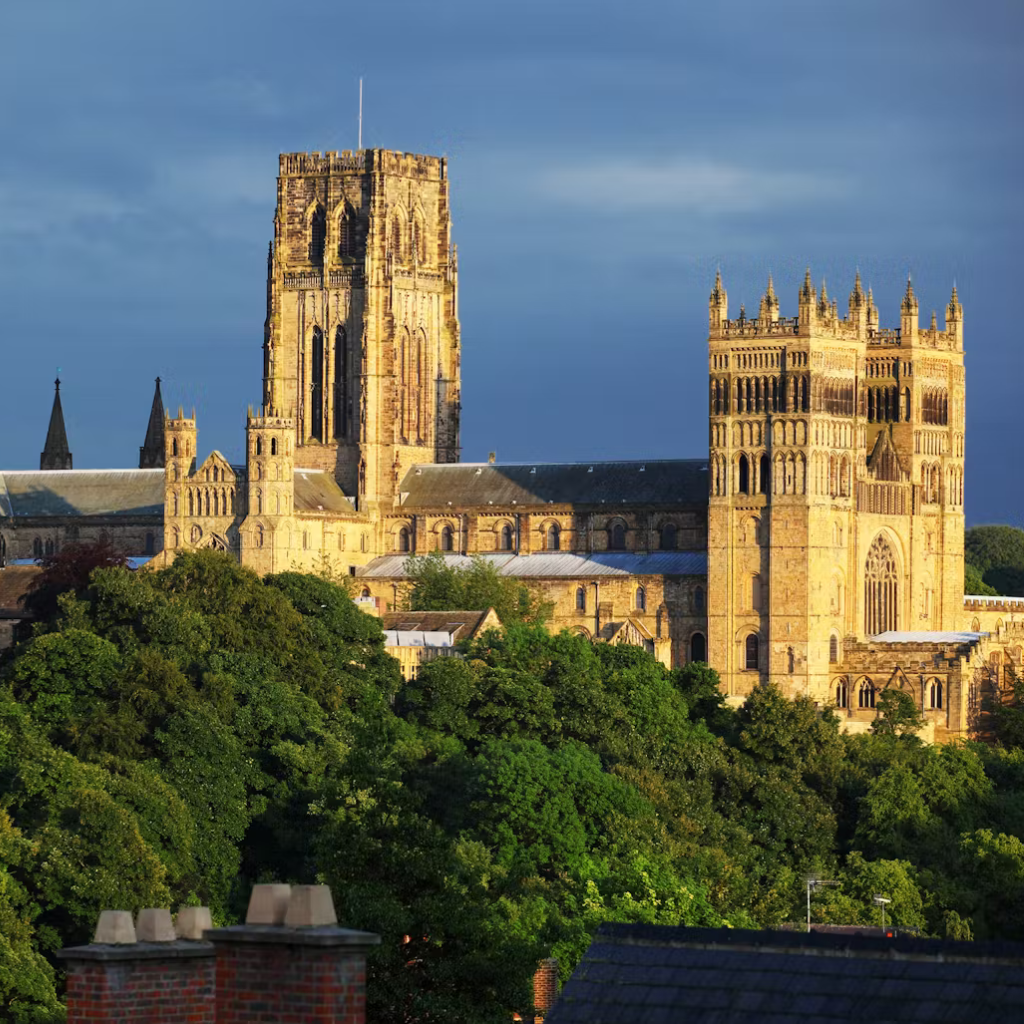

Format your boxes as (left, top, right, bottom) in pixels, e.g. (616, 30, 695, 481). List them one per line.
(1, 0, 1021, 525)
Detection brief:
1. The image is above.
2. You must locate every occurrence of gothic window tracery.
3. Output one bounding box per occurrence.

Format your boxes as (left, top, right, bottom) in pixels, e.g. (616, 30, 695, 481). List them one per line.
(864, 534, 899, 635)
(835, 678, 848, 708)
(929, 679, 943, 710)
(858, 678, 876, 708)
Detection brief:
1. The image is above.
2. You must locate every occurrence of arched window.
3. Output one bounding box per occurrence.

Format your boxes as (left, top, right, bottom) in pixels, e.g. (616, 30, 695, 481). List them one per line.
(191, 525, 202, 544)
(659, 523, 677, 550)
(171, 438, 178, 457)
(398, 526, 411, 553)
(499, 523, 513, 551)
(255, 437, 262, 457)
(609, 522, 626, 550)
(864, 534, 899, 635)
(690, 632, 707, 663)
(546, 524, 560, 551)
(787, 646, 795, 673)
(390, 214, 404, 259)
(929, 679, 943, 710)
(738, 454, 750, 495)
(575, 587, 586, 611)
(361, 587, 371, 599)
(256, 524, 264, 548)
(337, 207, 354, 257)
(311, 326, 324, 441)
(413, 211, 427, 264)
(255, 489, 262, 515)
(759, 453, 769, 495)
(858, 679, 876, 709)
(309, 205, 326, 264)
(745, 633, 759, 671)
(829, 634, 839, 664)
(44, 539, 54, 556)
(440, 525, 454, 552)
(835, 679, 848, 708)
(635, 586, 646, 612)
(171, 526, 180, 549)
(334, 326, 348, 438)
(271, 438, 277, 456)
(693, 586, 705, 614)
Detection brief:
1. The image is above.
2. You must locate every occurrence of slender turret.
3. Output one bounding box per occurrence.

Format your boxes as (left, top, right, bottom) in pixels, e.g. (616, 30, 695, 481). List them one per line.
(139, 377, 165, 469)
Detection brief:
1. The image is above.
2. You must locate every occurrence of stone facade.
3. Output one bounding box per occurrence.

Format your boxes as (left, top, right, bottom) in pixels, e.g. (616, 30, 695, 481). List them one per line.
(0, 144, 1009, 740)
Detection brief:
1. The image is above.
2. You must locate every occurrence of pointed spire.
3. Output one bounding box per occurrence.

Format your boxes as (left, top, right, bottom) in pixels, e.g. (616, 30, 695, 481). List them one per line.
(139, 377, 166, 469)
(40, 378, 72, 471)
(902, 275, 918, 312)
(818, 278, 829, 315)
(930, 311, 938, 331)
(766, 273, 776, 302)
(711, 268, 725, 302)
(800, 267, 815, 301)
(850, 270, 864, 305)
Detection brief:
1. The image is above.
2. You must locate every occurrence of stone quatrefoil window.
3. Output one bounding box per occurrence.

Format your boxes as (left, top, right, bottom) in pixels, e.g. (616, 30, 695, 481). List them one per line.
(864, 534, 899, 636)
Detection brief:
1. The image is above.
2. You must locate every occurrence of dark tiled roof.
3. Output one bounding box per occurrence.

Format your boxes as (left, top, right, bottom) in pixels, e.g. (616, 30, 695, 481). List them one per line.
(0, 470, 164, 518)
(397, 461, 708, 509)
(0, 565, 41, 616)
(293, 469, 355, 514)
(358, 552, 707, 579)
(548, 924, 1024, 1024)
(380, 610, 494, 640)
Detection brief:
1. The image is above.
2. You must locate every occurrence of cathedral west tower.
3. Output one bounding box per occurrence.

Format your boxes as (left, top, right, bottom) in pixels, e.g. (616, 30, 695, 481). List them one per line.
(263, 148, 461, 516)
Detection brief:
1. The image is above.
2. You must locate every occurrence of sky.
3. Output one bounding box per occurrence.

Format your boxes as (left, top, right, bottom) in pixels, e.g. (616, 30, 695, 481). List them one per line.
(1, 0, 1021, 526)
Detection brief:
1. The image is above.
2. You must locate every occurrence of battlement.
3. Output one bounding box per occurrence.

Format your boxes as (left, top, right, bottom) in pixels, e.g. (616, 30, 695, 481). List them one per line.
(246, 405, 294, 429)
(965, 595, 1024, 612)
(278, 148, 446, 180)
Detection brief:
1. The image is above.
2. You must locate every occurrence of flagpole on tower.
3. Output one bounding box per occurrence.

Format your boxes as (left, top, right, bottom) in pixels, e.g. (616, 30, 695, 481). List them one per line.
(358, 78, 363, 150)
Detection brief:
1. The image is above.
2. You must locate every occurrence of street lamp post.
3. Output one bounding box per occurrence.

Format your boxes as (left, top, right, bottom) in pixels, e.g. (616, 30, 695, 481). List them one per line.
(873, 895, 892, 933)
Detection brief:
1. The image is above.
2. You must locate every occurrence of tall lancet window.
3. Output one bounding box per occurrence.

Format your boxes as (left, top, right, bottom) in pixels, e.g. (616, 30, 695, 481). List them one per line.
(311, 327, 324, 441)
(864, 534, 899, 636)
(309, 206, 326, 265)
(334, 326, 348, 438)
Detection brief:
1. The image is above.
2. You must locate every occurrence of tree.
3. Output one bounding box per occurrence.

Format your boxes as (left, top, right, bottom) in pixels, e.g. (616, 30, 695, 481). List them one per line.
(965, 525, 1024, 596)
(25, 537, 131, 621)
(965, 562, 997, 597)
(404, 552, 552, 625)
(872, 689, 925, 737)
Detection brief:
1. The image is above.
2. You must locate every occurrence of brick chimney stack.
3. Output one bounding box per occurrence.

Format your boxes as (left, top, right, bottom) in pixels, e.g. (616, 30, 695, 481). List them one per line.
(59, 885, 380, 1024)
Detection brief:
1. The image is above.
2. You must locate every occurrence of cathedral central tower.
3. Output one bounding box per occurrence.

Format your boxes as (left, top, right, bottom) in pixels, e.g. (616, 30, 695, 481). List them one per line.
(263, 148, 461, 514)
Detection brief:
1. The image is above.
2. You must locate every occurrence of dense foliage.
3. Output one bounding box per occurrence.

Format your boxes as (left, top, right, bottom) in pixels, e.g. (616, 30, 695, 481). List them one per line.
(7, 550, 1024, 1020)
(966, 524, 1024, 596)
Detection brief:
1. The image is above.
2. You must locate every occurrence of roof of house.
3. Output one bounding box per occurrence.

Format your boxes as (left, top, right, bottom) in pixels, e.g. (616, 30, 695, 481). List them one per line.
(0, 564, 41, 616)
(293, 469, 356, 514)
(358, 551, 707, 579)
(381, 609, 499, 648)
(0, 470, 165, 518)
(397, 460, 708, 509)
(548, 923, 1024, 1024)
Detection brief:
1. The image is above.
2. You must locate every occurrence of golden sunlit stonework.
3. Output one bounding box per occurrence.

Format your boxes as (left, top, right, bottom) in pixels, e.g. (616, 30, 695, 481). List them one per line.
(4, 146, 1023, 740)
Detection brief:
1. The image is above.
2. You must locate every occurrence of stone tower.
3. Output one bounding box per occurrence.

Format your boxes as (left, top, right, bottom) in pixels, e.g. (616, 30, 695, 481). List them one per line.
(707, 272, 965, 702)
(40, 378, 72, 470)
(238, 408, 295, 574)
(262, 148, 461, 516)
(163, 409, 197, 555)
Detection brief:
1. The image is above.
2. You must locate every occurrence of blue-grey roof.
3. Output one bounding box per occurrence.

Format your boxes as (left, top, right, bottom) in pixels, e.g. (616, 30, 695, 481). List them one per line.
(871, 630, 987, 644)
(0, 470, 164, 518)
(293, 469, 356, 514)
(357, 551, 707, 579)
(548, 924, 1024, 1023)
(397, 460, 708, 508)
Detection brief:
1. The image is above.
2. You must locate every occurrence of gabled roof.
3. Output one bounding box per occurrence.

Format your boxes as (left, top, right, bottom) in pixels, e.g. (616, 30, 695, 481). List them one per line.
(0, 470, 164, 518)
(380, 609, 498, 643)
(293, 469, 356, 514)
(866, 426, 907, 482)
(358, 551, 707, 579)
(397, 460, 708, 509)
(0, 565, 42, 617)
(548, 923, 1024, 1023)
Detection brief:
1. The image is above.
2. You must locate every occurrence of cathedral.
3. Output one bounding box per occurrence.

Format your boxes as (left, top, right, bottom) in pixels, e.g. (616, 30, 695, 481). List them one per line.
(2, 145, 1022, 740)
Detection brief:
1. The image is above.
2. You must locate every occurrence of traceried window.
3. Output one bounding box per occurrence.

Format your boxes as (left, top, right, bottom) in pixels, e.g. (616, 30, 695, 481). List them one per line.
(929, 679, 943, 710)
(744, 633, 759, 671)
(858, 679, 876, 709)
(835, 679, 848, 708)
(864, 534, 899, 636)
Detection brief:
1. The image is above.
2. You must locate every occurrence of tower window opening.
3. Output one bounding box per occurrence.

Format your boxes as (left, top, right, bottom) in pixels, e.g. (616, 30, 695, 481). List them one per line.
(830, 634, 839, 664)
(609, 522, 626, 550)
(759, 454, 769, 495)
(335, 326, 348, 438)
(311, 327, 324, 441)
(835, 679, 848, 708)
(309, 205, 326, 265)
(690, 632, 706, 663)
(738, 454, 750, 495)
(744, 633, 759, 671)
(271, 438, 277, 456)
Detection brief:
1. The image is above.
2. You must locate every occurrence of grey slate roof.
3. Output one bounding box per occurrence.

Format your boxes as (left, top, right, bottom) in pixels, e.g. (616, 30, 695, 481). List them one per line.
(397, 460, 708, 508)
(293, 469, 356, 514)
(871, 630, 987, 644)
(548, 924, 1024, 1024)
(0, 470, 164, 518)
(358, 551, 707, 579)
